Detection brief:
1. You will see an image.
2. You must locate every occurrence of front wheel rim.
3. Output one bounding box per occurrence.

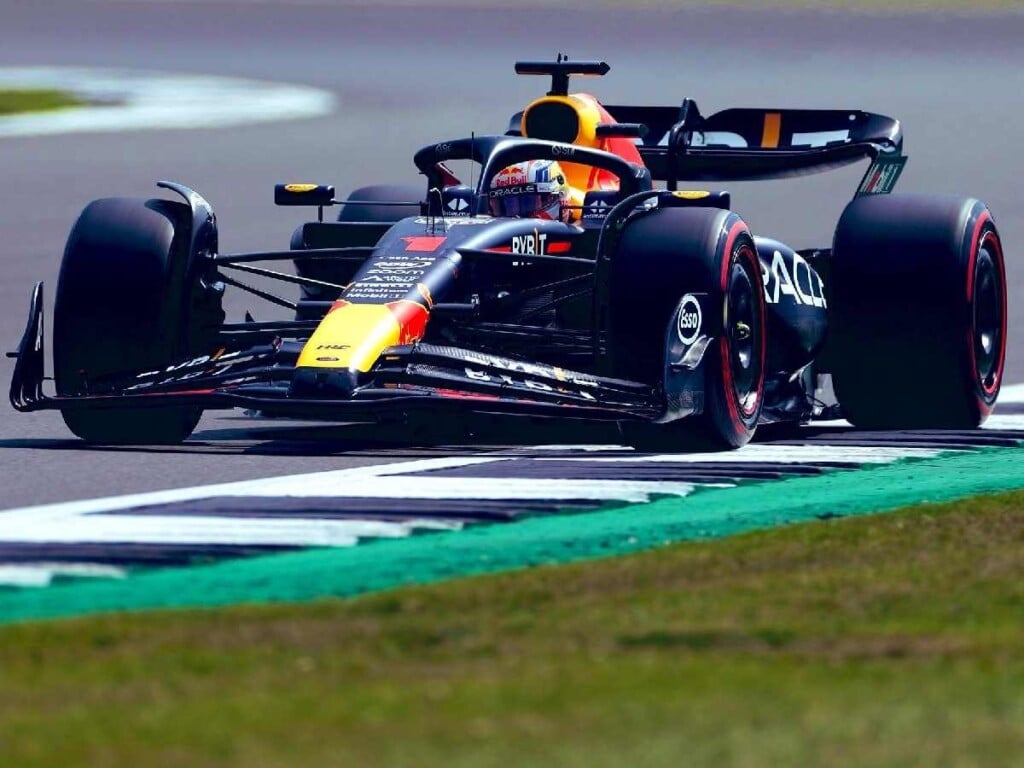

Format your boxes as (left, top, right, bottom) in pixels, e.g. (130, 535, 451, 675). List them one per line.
(726, 255, 762, 418)
(973, 244, 1003, 393)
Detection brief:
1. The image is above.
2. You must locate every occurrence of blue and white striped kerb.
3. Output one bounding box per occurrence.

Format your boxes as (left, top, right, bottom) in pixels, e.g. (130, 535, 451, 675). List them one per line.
(2, 392, 1023, 588)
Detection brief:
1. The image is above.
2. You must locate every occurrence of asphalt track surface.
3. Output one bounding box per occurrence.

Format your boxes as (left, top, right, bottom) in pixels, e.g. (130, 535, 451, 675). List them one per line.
(1, 1, 1023, 508)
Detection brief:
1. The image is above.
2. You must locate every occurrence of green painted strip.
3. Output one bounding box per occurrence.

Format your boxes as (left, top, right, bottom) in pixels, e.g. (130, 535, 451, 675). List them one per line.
(0, 88, 84, 116)
(2, 446, 1023, 624)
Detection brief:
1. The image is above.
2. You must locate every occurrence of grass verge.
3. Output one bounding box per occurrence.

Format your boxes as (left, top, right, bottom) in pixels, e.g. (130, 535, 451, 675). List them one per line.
(1, 489, 1023, 767)
(0, 88, 84, 117)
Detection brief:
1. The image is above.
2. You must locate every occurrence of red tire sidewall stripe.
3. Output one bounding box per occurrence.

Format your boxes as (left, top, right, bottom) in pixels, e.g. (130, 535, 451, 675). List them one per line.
(965, 210, 1006, 413)
(718, 220, 764, 432)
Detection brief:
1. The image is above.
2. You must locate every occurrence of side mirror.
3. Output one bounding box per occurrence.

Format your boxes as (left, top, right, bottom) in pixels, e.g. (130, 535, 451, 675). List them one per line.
(274, 184, 335, 207)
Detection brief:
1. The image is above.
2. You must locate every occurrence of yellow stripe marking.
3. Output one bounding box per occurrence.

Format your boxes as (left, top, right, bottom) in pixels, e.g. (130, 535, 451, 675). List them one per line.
(761, 112, 781, 149)
(297, 304, 401, 372)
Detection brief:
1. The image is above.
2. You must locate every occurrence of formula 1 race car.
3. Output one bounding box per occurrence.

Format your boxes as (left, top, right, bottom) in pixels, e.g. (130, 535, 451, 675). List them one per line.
(9, 58, 1007, 449)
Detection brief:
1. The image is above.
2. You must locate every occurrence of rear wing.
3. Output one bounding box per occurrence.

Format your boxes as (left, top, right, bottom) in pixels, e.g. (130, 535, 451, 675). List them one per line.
(604, 100, 905, 192)
(509, 58, 905, 195)
(509, 58, 905, 193)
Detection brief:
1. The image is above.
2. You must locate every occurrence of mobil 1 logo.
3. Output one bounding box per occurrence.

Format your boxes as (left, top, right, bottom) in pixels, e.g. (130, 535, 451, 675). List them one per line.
(677, 293, 703, 345)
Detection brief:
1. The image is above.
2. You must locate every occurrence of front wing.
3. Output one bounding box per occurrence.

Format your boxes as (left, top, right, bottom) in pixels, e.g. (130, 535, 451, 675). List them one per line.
(10, 283, 660, 423)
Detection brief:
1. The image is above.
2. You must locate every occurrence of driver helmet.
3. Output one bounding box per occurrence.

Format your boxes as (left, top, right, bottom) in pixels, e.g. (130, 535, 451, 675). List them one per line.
(488, 160, 572, 221)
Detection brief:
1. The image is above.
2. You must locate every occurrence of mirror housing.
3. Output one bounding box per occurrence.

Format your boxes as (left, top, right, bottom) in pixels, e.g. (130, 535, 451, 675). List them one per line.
(274, 184, 335, 207)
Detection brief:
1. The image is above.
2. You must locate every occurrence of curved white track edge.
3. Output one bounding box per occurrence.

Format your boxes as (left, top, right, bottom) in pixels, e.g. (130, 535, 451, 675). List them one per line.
(0, 67, 336, 137)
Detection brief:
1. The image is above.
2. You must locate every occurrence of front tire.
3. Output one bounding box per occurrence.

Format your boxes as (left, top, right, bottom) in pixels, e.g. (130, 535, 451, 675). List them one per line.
(609, 208, 766, 450)
(830, 194, 1006, 429)
(54, 197, 212, 444)
(702, 230, 766, 447)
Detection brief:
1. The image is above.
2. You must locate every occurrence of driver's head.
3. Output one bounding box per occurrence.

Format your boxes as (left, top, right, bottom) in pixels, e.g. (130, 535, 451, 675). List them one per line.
(488, 160, 571, 222)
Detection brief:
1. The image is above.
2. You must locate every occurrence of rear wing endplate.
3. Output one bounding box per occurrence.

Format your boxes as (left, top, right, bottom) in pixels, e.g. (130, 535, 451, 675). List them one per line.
(854, 151, 907, 196)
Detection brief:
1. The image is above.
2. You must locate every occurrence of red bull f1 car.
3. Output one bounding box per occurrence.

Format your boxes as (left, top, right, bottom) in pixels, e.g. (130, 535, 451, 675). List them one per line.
(9, 59, 1008, 449)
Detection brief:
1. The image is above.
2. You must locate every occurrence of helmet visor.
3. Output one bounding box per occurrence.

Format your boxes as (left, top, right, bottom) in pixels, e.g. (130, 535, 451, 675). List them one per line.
(488, 190, 560, 218)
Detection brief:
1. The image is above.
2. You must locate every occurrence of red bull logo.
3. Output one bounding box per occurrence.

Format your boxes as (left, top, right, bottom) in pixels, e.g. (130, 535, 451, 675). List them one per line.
(494, 167, 529, 187)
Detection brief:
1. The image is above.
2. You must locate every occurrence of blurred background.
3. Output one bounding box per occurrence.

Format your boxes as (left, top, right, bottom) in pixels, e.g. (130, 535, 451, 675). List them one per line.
(1, 0, 1022, 501)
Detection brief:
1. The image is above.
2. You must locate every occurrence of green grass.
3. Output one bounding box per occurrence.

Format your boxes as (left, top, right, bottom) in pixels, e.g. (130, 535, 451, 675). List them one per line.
(0, 88, 84, 117)
(2, 490, 1024, 767)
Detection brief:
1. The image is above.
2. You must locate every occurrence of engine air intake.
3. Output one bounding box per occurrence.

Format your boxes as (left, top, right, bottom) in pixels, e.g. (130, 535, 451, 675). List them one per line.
(524, 100, 581, 145)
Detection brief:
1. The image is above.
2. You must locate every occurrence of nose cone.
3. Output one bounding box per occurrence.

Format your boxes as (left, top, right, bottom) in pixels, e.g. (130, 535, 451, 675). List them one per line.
(291, 300, 430, 397)
(289, 366, 360, 397)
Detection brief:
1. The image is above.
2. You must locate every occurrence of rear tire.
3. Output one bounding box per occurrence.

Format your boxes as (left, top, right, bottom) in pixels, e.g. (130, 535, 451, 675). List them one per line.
(54, 197, 212, 444)
(830, 194, 1006, 429)
(609, 208, 766, 450)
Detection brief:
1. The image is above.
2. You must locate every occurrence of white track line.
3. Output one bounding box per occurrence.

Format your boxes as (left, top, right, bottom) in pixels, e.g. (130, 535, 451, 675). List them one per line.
(0, 67, 336, 137)
(224, 477, 702, 502)
(0, 564, 126, 589)
(0, 517, 435, 548)
(996, 383, 1024, 405)
(548, 445, 945, 464)
(984, 414, 1024, 431)
(0, 456, 506, 521)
